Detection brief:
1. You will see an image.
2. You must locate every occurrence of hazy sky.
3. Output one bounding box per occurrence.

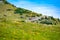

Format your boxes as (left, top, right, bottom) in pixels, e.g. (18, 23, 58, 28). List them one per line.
(7, 0, 60, 18)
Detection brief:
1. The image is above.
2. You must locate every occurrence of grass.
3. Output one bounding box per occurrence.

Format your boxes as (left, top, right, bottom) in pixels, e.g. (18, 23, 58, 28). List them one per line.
(0, 21, 60, 40)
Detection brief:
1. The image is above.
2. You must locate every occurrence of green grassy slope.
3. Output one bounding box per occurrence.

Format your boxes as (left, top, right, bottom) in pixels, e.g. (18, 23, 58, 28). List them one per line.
(0, 0, 60, 40)
(0, 21, 60, 40)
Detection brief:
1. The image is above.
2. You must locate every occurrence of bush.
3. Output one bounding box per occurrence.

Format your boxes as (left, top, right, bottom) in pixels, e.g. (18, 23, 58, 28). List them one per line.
(14, 8, 23, 15)
(37, 14, 42, 17)
(11, 4, 16, 7)
(3, 0, 10, 4)
(21, 20, 25, 22)
(40, 20, 52, 25)
(7, 9, 12, 11)
(36, 14, 40, 17)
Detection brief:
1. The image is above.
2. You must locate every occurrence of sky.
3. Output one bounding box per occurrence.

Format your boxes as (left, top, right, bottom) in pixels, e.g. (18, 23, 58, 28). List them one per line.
(7, 0, 60, 18)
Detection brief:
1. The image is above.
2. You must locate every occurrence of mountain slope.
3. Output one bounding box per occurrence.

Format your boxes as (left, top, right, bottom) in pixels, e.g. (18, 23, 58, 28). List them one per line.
(0, 0, 60, 25)
(0, 0, 60, 40)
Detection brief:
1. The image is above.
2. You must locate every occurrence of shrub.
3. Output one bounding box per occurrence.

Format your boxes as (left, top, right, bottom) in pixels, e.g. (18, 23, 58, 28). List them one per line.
(36, 14, 40, 17)
(7, 9, 12, 11)
(40, 20, 52, 25)
(3, 0, 10, 4)
(14, 8, 23, 15)
(21, 20, 25, 22)
(11, 4, 16, 7)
